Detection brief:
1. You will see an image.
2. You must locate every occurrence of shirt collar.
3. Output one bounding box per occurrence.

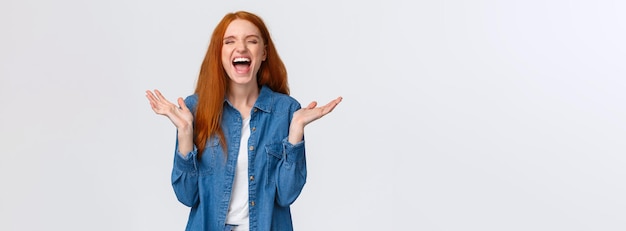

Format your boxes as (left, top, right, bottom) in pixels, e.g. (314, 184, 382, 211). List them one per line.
(223, 85, 273, 113)
(253, 85, 273, 113)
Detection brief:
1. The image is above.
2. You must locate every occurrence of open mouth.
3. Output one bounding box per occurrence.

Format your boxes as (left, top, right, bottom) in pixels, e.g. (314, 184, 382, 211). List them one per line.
(232, 57, 251, 73)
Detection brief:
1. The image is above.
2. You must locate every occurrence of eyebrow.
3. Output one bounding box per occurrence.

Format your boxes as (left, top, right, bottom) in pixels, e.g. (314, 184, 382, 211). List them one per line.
(223, 35, 261, 40)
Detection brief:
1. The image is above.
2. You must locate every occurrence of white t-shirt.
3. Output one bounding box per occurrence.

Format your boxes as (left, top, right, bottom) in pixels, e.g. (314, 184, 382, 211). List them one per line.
(225, 117, 250, 231)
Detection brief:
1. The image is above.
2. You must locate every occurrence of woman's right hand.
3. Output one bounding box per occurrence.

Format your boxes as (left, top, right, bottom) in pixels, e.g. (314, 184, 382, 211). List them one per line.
(145, 89, 194, 132)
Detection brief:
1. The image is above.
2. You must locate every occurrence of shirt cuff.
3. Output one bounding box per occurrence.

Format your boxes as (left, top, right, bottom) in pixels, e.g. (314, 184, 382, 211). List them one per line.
(283, 137, 305, 164)
(174, 145, 198, 172)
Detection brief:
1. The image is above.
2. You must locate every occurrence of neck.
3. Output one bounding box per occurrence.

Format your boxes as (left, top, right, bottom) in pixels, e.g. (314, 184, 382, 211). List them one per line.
(228, 83, 259, 118)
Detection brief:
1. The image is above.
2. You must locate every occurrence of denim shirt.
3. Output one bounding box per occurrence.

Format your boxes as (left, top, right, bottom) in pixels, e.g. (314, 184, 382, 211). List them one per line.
(172, 85, 306, 231)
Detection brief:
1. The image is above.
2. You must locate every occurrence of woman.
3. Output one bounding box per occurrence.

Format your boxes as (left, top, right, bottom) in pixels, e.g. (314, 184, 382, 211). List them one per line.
(145, 11, 342, 231)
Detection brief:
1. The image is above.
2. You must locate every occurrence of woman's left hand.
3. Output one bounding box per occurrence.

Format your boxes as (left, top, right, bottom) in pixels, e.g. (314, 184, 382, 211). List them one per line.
(293, 96, 343, 127)
(288, 96, 342, 144)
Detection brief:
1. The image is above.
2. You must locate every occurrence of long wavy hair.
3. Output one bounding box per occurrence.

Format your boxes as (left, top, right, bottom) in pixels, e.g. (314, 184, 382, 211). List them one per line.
(194, 11, 289, 158)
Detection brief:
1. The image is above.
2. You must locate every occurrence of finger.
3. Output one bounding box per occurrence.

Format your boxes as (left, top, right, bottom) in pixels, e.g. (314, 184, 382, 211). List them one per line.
(146, 92, 161, 109)
(329, 96, 343, 105)
(321, 97, 342, 115)
(320, 97, 342, 108)
(335, 96, 343, 103)
(306, 101, 317, 109)
(323, 98, 341, 109)
(156, 90, 179, 109)
(146, 91, 159, 103)
(154, 89, 166, 101)
(321, 105, 336, 115)
(147, 97, 162, 113)
(177, 97, 188, 111)
(150, 101, 161, 112)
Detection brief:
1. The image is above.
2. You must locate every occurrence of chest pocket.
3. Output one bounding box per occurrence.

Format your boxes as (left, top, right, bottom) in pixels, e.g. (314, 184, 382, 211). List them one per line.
(199, 136, 221, 175)
(265, 142, 283, 184)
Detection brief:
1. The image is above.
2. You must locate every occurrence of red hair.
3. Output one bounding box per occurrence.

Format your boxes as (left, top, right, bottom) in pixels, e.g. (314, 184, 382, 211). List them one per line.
(194, 11, 289, 158)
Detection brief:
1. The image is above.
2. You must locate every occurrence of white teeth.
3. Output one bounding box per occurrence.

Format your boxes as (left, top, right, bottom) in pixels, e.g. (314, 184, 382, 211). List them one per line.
(233, 57, 250, 62)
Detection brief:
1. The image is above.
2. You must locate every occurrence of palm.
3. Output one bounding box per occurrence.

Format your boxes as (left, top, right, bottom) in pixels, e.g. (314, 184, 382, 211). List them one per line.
(145, 89, 193, 129)
(293, 97, 343, 126)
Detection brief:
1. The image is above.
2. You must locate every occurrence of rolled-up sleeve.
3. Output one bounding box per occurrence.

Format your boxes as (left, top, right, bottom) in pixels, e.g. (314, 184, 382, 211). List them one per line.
(275, 137, 307, 207)
(171, 143, 200, 207)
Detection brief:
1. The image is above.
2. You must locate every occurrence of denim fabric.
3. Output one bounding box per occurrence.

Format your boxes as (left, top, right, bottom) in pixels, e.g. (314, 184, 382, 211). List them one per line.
(172, 85, 306, 231)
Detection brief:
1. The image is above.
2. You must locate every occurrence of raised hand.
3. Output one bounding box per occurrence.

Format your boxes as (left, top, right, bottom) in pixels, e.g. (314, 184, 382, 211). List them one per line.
(145, 89, 194, 132)
(288, 96, 342, 144)
(293, 97, 343, 127)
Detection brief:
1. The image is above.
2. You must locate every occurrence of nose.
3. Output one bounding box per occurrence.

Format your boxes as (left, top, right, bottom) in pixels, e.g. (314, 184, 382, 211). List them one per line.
(235, 41, 247, 53)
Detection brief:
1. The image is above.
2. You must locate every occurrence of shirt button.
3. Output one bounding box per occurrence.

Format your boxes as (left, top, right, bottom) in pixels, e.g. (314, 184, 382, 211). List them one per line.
(254, 108, 258, 112)
(251, 127, 256, 131)
(249, 175, 255, 181)
(249, 146, 254, 151)
(250, 201, 255, 206)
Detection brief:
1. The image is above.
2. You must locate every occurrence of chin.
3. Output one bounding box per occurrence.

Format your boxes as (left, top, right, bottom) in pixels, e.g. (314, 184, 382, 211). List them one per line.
(229, 75, 256, 85)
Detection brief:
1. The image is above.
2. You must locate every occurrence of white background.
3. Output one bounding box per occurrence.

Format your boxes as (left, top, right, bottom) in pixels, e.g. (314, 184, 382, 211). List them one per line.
(1, 0, 625, 230)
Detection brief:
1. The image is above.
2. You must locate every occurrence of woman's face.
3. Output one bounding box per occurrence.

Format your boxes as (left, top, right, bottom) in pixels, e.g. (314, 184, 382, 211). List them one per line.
(221, 19, 266, 86)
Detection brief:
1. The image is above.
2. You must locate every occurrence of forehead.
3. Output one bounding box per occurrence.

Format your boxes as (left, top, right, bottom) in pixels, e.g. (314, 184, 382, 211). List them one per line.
(223, 19, 262, 38)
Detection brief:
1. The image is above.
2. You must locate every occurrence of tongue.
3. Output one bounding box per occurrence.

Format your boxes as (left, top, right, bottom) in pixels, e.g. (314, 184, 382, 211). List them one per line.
(234, 63, 250, 73)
